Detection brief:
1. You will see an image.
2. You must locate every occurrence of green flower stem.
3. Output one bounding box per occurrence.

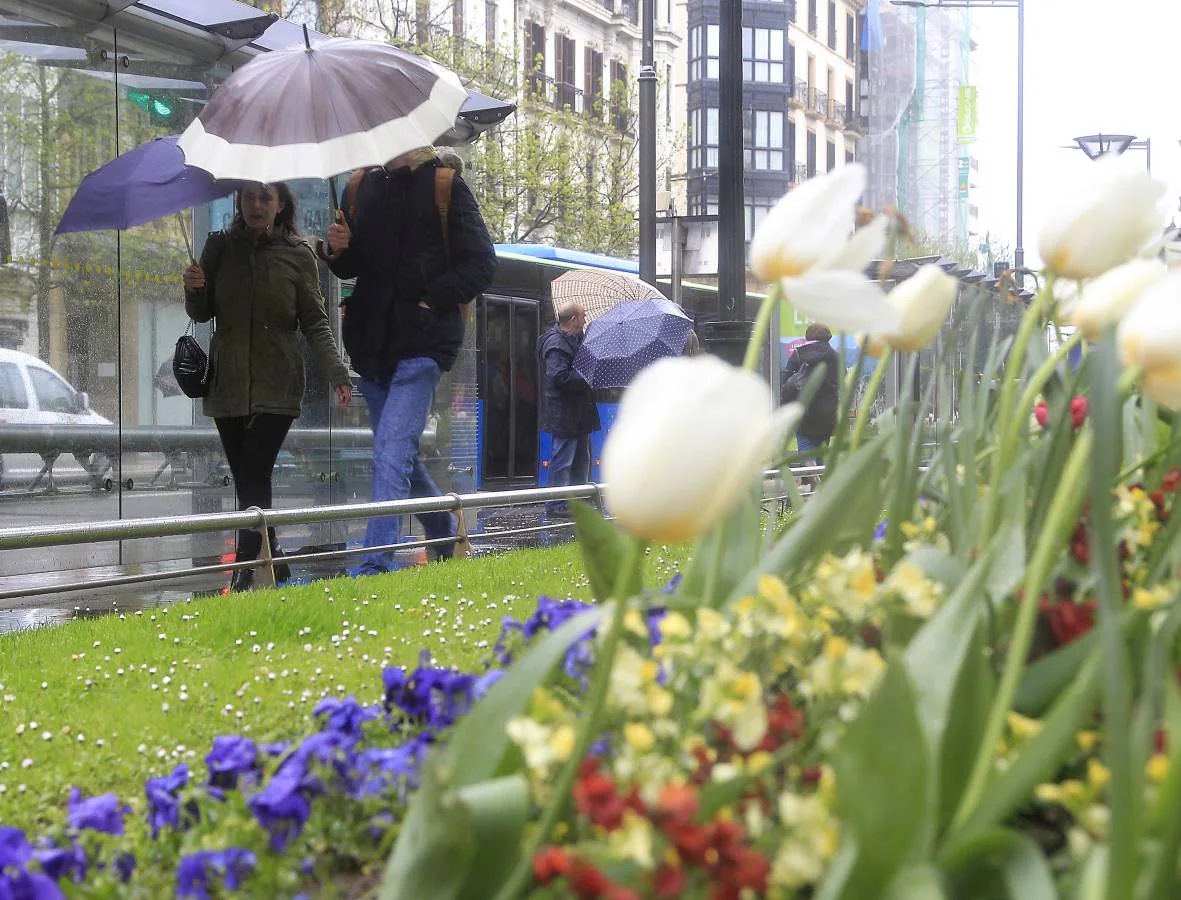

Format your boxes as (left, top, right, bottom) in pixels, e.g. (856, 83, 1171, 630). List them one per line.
(742, 283, 782, 373)
(994, 330, 1086, 471)
(952, 428, 1093, 832)
(495, 539, 646, 900)
(848, 347, 893, 451)
(979, 283, 1052, 542)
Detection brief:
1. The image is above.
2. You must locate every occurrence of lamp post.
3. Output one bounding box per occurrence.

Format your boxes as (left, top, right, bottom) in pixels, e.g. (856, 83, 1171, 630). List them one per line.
(1073, 133, 1151, 172)
(890, 0, 1024, 271)
(638, 0, 657, 284)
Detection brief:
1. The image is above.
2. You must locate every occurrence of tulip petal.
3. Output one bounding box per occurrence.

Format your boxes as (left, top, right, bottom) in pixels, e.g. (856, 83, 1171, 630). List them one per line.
(828, 215, 888, 273)
(750, 165, 867, 282)
(884, 264, 958, 352)
(1063, 258, 1167, 340)
(780, 271, 899, 336)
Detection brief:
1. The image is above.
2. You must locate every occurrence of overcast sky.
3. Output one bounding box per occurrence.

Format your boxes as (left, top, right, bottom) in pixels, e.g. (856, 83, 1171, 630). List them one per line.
(967, 0, 1178, 268)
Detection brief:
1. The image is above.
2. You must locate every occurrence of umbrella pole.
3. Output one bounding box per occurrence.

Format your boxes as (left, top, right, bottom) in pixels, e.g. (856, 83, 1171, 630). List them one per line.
(174, 211, 194, 263)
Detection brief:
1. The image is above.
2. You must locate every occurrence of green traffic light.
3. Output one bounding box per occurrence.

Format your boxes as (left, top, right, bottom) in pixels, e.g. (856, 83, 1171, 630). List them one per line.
(126, 88, 176, 123)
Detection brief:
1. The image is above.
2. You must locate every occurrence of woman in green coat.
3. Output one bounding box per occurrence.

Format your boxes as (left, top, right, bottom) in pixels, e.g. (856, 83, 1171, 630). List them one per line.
(183, 182, 351, 591)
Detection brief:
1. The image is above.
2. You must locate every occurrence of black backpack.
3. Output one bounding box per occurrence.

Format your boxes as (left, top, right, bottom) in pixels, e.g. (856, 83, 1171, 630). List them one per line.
(781, 361, 812, 405)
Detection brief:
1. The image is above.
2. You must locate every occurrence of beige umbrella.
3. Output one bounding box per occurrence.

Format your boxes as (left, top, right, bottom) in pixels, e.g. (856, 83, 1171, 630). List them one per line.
(550, 269, 668, 324)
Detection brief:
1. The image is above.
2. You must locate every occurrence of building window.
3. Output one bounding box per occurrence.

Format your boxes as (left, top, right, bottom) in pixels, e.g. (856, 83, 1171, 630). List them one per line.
(585, 48, 604, 118)
(555, 35, 577, 110)
(610, 60, 630, 131)
(743, 109, 784, 171)
(485, 1, 498, 45)
(806, 129, 816, 177)
(745, 198, 777, 243)
(827, 1, 837, 49)
(846, 80, 855, 114)
(742, 28, 785, 83)
(846, 149, 855, 165)
(524, 21, 545, 95)
(846, 14, 856, 60)
(787, 118, 796, 172)
(687, 193, 719, 216)
(808, 0, 817, 35)
(688, 106, 719, 170)
(827, 139, 836, 172)
(688, 24, 719, 80)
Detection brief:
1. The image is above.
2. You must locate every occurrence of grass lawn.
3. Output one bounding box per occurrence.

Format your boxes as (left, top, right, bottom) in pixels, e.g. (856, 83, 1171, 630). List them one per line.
(0, 542, 687, 833)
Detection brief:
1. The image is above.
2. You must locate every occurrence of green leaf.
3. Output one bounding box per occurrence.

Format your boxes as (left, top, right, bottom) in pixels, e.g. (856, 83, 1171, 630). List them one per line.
(733, 437, 887, 601)
(815, 656, 929, 900)
(379, 766, 476, 900)
(571, 501, 636, 601)
(941, 828, 1058, 900)
(678, 485, 763, 607)
(1139, 679, 1181, 900)
(883, 865, 947, 900)
(1014, 632, 1098, 718)
(454, 775, 532, 900)
(440, 608, 604, 787)
(944, 650, 1101, 855)
(1073, 844, 1109, 900)
(937, 623, 996, 839)
(987, 522, 1026, 603)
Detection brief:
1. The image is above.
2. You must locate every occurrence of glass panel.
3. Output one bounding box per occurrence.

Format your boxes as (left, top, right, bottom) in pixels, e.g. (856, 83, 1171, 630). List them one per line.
(0, 12, 120, 587)
(482, 298, 511, 482)
(0, 361, 27, 408)
(510, 300, 538, 479)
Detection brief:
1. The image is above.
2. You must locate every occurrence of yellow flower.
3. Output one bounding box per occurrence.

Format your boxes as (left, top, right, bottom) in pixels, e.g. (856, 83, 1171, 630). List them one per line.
(747, 751, 774, 775)
(1147, 753, 1169, 784)
(659, 612, 692, 641)
(885, 562, 943, 619)
(824, 637, 849, 661)
(1077, 731, 1099, 752)
(506, 717, 557, 771)
(1007, 713, 1042, 740)
(1036, 783, 1063, 804)
(1087, 758, 1110, 790)
(623, 609, 647, 638)
(606, 811, 655, 869)
(759, 575, 790, 605)
(697, 608, 731, 642)
(623, 722, 656, 753)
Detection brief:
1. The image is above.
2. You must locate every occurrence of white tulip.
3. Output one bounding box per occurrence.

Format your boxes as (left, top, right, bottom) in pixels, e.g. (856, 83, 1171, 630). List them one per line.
(750, 165, 884, 282)
(879, 264, 958, 351)
(602, 357, 803, 543)
(1118, 271, 1181, 409)
(1062, 258, 1167, 340)
(1039, 155, 1168, 279)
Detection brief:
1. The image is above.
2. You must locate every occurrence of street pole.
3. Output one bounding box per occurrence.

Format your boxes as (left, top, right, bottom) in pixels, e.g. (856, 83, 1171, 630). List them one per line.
(717, 0, 744, 319)
(638, 0, 657, 284)
(1014, 0, 1024, 272)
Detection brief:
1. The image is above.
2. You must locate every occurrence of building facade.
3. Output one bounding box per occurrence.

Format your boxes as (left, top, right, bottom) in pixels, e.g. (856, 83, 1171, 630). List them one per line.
(680, 0, 866, 245)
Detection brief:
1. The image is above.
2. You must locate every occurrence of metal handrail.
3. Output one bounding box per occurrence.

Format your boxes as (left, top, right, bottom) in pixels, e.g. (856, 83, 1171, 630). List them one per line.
(0, 467, 825, 602)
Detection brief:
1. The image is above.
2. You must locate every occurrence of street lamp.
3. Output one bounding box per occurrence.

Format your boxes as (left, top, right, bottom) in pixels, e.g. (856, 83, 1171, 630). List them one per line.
(890, 0, 1025, 272)
(1071, 134, 1151, 172)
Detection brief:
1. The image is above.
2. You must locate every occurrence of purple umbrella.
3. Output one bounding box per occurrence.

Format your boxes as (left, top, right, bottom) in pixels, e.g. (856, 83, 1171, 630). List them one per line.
(56, 135, 246, 251)
(573, 297, 692, 389)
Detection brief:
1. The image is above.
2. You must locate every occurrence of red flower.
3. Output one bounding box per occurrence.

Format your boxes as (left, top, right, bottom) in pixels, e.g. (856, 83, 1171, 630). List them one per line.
(568, 860, 611, 898)
(1034, 401, 1049, 428)
(603, 887, 641, 900)
(758, 693, 806, 751)
(655, 784, 700, 825)
(653, 865, 688, 898)
(573, 767, 629, 831)
(1164, 467, 1181, 494)
(1070, 522, 1090, 565)
(533, 846, 571, 885)
(728, 847, 771, 892)
(667, 821, 713, 866)
(1043, 597, 1097, 645)
(801, 766, 823, 785)
(1070, 395, 1089, 428)
(1155, 728, 1168, 755)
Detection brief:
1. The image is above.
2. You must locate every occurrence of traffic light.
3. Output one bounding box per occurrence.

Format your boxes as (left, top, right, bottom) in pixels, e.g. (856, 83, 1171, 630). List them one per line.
(126, 88, 180, 126)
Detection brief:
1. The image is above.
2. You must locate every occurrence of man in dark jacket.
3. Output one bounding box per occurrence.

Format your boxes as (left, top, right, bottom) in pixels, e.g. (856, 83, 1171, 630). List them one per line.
(781, 323, 840, 457)
(325, 147, 497, 573)
(538, 301, 600, 517)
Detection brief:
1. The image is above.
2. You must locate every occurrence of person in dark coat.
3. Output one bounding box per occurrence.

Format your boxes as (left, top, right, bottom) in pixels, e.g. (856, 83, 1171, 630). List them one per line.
(184, 182, 352, 591)
(781, 322, 840, 456)
(325, 147, 497, 574)
(538, 301, 601, 516)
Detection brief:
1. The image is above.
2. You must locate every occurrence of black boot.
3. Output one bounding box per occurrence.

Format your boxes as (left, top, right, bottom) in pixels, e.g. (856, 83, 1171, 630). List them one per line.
(271, 543, 292, 585)
(229, 565, 255, 592)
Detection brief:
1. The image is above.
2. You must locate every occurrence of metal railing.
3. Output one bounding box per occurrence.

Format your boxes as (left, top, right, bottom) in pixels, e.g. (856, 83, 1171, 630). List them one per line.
(0, 467, 826, 603)
(791, 77, 809, 104)
(829, 100, 847, 127)
(810, 88, 828, 118)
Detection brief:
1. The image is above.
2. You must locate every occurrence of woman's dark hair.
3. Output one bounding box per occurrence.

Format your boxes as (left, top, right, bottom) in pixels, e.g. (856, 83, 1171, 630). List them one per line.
(232, 182, 299, 235)
(805, 323, 832, 342)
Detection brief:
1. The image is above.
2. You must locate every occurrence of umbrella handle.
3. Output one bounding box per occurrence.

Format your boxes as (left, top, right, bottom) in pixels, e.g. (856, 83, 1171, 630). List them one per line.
(174, 212, 194, 262)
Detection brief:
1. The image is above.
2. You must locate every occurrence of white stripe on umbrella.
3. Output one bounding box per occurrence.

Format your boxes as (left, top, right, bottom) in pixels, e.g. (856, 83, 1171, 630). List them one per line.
(179, 69, 465, 182)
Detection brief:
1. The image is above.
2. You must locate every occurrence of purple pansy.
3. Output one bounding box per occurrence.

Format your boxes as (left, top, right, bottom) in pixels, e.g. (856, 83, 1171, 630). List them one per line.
(145, 764, 191, 839)
(33, 841, 87, 883)
(205, 736, 259, 791)
(383, 652, 477, 728)
(350, 735, 432, 800)
(312, 696, 378, 737)
(66, 790, 129, 836)
(176, 848, 256, 899)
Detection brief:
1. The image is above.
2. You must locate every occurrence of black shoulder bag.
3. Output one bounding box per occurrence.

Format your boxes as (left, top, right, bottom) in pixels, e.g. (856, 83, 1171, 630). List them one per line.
(173, 232, 223, 399)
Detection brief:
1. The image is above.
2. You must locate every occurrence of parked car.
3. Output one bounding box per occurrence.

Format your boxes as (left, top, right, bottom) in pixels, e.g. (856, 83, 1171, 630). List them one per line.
(0, 348, 113, 489)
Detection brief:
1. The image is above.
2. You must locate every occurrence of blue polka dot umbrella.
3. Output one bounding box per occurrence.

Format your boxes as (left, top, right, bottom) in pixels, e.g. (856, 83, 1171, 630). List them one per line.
(573, 297, 692, 389)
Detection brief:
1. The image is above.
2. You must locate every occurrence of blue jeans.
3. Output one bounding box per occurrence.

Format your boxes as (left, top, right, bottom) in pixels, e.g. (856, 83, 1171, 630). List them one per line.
(546, 433, 591, 515)
(797, 434, 824, 455)
(358, 358, 454, 571)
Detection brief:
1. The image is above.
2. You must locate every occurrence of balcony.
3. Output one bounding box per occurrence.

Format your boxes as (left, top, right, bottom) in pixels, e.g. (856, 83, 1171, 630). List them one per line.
(844, 110, 868, 134)
(792, 162, 808, 185)
(526, 75, 586, 115)
(829, 100, 846, 127)
(807, 87, 828, 119)
(789, 77, 808, 108)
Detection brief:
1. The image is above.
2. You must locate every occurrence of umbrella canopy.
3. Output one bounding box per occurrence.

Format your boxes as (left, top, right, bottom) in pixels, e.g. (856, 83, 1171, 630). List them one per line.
(56, 136, 245, 236)
(573, 297, 692, 389)
(177, 35, 467, 182)
(551, 269, 666, 325)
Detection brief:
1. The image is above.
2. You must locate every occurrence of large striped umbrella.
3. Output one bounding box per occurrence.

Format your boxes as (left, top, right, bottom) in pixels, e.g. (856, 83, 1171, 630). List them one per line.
(550, 269, 667, 325)
(178, 32, 466, 183)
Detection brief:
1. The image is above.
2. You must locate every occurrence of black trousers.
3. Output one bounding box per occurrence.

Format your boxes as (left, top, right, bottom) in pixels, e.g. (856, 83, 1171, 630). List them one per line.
(215, 414, 295, 561)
